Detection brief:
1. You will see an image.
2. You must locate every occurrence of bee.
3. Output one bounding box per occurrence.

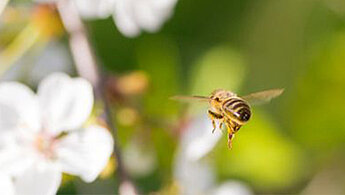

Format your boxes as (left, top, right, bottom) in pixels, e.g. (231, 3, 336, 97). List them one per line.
(172, 88, 284, 149)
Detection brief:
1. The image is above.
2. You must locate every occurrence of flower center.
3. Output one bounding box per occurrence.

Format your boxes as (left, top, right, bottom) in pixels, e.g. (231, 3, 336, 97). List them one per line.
(34, 134, 56, 159)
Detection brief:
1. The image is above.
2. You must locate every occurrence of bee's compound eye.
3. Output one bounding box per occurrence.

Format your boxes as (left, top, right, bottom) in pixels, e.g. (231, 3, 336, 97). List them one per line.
(238, 109, 251, 122)
(214, 97, 220, 102)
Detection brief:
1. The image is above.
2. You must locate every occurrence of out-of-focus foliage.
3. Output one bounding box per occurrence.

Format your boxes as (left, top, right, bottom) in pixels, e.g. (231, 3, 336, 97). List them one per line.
(136, 36, 181, 118)
(290, 32, 345, 152)
(190, 46, 245, 95)
(2, 0, 345, 194)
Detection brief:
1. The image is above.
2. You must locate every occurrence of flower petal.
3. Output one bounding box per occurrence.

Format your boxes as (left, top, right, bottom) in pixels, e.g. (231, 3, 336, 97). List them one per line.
(133, 0, 161, 32)
(180, 113, 222, 161)
(123, 141, 156, 177)
(56, 125, 114, 182)
(74, 0, 115, 19)
(37, 73, 94, 135)
(0, 135, 34, 176)
(174, 152, 215, 195)
(212, 181, 253, 195)
(113, 0, 141, 37)
(0, 173, 15, 195)
(0, 82, 40, 133)
(14, 162, 62, 195)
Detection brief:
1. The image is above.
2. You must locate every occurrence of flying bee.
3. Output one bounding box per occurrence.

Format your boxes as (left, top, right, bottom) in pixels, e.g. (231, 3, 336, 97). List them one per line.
(172, 88, 284, 149)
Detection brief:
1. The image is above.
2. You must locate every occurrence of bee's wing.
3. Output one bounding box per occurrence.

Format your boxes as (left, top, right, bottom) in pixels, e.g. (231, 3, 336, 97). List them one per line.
(241, 88, 284, 105)
(170, 95, 210, 103)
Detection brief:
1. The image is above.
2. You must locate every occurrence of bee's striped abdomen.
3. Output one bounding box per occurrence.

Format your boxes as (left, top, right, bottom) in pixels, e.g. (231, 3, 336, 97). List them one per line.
(222, 97, 251, 124)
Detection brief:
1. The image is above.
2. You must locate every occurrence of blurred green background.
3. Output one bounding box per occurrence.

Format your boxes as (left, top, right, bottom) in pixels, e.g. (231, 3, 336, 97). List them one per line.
(2, 0, 345, 194)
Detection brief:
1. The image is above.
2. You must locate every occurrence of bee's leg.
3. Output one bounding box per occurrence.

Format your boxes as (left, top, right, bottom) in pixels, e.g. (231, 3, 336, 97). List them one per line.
(219, 122, 223, 130)
(212, 122, 216, 133)
(224, 120, 234, 134)
(228, 133, 235, 149)
(208, 110, 223, 133)
(224, 120, 235, 149)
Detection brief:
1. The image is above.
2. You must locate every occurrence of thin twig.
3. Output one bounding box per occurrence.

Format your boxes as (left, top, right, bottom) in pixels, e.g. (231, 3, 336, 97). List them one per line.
(56, 0, 136, 194)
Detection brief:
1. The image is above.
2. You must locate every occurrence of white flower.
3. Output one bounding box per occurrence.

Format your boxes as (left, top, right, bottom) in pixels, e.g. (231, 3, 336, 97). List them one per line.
(123, 141, 157, 177)
(212, 182, 252, 195)
(35, 0, 178, 37)
(174, 151, 215, 195)
(174, 113, 253, 195)
(0, 73, 114, 194)
(180, 113, 223, 161)
(0, 173, 14, 195)
(174, 114, 217, 194)
(73, 0, 115, 19)
(111, 0, 178, 37)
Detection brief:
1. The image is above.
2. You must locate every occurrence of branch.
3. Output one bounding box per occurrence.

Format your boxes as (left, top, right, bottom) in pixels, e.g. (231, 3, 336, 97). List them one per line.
(56, 1, 136, 194)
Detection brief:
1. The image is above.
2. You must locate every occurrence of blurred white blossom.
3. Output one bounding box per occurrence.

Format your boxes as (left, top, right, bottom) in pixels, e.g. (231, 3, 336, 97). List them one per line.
(174, 113, 252, 195)
(212, 182, 253, 195)
(174, 114, 216, 194)
(73, 0, 115, 19)
(112, 0, 178, 37)
(0, 173, 14, 195)
(0, 73, 114, 194)
(123, 141, 157, 177)
(179, 113, 223, 161)
(35, 0, 178, 37)
(175, 151, 215, 194)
